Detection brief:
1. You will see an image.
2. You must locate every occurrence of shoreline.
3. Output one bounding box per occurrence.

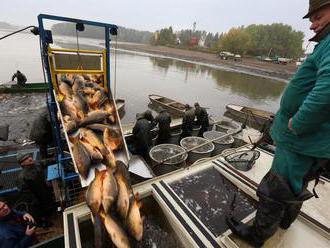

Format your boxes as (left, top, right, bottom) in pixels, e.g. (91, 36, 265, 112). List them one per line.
(115, 43, 297, 81)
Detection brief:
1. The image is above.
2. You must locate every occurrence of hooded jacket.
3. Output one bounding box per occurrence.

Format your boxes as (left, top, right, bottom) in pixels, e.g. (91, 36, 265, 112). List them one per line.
(271, 25, 330, 159)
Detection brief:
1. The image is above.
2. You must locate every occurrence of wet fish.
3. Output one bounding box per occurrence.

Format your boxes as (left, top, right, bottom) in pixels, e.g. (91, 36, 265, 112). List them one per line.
(60, 75, 73, 86)
(60, 97, 80, 121)
(108, 114, 116, 124)
(127, 197, 143, 241)
(73, 91, 89, 117)
(72, 141, 91, 179)
(103, 148, 116, 168)
(87, 123, 116, 133)
(90, 89, 107, 109)
(86, 169, 105, 213)
(72, 77, 84, 94)
(103, 127, 123, 151)
(59, 82, 73, 99)
(104, 100, 115, 115)
(85, 81, 101, 90)
(102, 168, 118, 213)
(82, 74, 91, 81)
(100, 211, 130, 248)
(115, 172, 131, 219)
(80, 139, 103, 162)
(81, 87, 96, 95)
(79, 110, 109, 127)
(80, 128, 106, 153)
(63, 115, 77, 133)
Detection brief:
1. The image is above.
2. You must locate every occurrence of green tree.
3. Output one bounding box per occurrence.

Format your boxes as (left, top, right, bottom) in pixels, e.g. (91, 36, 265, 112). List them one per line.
(219, 27, 251, 55)
(245, 23, 304, 58)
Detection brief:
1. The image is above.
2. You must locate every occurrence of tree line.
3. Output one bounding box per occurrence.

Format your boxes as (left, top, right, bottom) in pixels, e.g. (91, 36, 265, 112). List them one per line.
(151, 23, 305, 58)
(50, 22, 305, 59)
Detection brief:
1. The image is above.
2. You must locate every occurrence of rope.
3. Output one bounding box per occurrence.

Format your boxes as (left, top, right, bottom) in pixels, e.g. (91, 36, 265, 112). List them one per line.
(0, 26, 36, 41)
(75, 29, 83, 70)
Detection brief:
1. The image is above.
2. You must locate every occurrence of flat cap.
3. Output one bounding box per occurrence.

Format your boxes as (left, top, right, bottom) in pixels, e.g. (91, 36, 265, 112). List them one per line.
(17, 151, 33, 163)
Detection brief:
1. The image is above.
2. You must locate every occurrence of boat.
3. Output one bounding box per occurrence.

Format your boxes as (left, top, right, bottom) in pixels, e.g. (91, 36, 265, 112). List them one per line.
(115, 98, 125, 118)
(0, 82, 49, 93)
(224, 103, 274, 129)
(148, 94, 186, 117)
(64, 144, 330, 247)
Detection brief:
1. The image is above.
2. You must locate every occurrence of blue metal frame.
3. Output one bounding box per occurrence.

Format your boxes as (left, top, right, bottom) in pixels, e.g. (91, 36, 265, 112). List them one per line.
(37, 14, 117, 205)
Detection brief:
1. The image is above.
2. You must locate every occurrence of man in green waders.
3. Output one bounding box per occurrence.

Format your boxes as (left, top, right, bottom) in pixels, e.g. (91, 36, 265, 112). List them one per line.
(226, 1, 330, 246)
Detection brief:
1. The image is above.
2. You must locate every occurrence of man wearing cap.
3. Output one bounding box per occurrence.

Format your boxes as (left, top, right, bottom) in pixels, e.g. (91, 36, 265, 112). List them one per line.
(194, 102, 209, 136)
(181, 104, 195, 139)
(226, 1, 330, 246)
(154, 107, 172, 144)
(16, 152, 53, 227)
(132, 113, 153, 159)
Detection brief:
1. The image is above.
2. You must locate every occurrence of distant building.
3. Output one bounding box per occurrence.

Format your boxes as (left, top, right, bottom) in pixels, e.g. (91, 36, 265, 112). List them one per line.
(198, 33, 206, 47)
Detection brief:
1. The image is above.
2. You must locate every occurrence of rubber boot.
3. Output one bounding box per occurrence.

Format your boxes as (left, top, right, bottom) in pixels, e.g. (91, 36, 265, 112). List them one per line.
(226, 217, 264, 247)
(280, 202, 303, 229)
(226, 194, 284, 247)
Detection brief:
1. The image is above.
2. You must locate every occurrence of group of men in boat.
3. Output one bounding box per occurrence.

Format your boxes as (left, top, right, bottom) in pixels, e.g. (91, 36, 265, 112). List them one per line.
(132, 102, 209, 159)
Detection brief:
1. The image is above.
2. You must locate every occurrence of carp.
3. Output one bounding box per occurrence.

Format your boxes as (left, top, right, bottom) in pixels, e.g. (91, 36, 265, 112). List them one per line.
(87, 123, 116, 133)
(72, 140, 91, 179)
(80, 139, 103, 162)
(86, 169, 105, 214)
(102, 168, 118, 213)
(59, 82, 73, 99)
(127, 197, 143, 241)
(72, 77, 84, 94)
(90, 89, 107, 109)
(63, 115, 77, 133)
(73, 91, 89, 117)
(115, 172, 131, 219)
(103, 148, 116, 168)
(60, 97, 80, 121)
(104, 100, 115, 115)
(79, 110, 109, 127)
(100, 211, 130, 248)
(103, 127, 123, 151)
(60, 75, 73, 86)
(81, 87, 96, 96)
(80, 128, 106, 153)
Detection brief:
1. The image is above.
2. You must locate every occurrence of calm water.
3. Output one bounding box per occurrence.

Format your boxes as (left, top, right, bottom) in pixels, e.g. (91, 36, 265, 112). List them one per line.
(0, 30, 287, 124)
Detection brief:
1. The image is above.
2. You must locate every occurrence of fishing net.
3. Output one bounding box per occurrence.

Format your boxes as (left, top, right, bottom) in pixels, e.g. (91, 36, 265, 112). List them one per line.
(180, 136, 214, 153)
(149, 144, 187, 165)
(223, 150, 260, 171)
(203, 131, 234, 145)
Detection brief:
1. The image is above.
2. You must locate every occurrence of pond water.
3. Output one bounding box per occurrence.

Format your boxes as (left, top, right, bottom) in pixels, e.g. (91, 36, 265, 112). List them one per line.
(0, 30, 286, 125)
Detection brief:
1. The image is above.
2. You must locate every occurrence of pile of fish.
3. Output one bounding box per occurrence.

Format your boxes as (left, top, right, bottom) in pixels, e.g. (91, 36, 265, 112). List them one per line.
(86, 161, 143, 248)
(57, 74, 143, 247)
(58, 74, 123, 179)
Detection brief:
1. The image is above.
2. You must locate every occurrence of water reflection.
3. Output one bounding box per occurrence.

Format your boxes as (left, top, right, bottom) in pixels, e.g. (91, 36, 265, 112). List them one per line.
(149, 57, 286, 101)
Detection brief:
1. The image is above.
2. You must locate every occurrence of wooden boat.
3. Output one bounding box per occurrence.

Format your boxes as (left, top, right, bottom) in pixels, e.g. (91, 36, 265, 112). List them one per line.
(149, 94, 186, 117)
(0, 82, 49, 93)
(224, 103, 274, 129)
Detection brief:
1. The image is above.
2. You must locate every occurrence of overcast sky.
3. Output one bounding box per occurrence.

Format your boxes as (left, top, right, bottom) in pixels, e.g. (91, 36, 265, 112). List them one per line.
(1, 0, 314, 48)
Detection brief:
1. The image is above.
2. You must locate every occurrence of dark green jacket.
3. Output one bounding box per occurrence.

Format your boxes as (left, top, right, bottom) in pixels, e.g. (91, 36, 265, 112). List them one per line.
(271, 32, 330, 159)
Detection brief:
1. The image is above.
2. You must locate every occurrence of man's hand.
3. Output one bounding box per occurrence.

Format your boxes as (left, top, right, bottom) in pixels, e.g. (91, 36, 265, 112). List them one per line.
(23, 213, 35, 224)
(25, 225, 36, 236)
(288, 118, 293, 131)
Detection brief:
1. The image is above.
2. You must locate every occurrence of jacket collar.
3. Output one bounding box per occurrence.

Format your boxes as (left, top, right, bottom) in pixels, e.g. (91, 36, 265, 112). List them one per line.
(309, 22, 330, 42)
